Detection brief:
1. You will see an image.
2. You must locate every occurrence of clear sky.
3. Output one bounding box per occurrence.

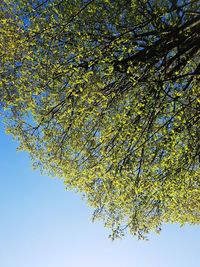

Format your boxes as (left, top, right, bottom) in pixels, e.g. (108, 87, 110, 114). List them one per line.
(0, 119, 199, 267)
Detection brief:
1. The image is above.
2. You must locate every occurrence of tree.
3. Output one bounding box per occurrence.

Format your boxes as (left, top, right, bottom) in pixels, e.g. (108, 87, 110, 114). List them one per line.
(1, 0, 200, 239)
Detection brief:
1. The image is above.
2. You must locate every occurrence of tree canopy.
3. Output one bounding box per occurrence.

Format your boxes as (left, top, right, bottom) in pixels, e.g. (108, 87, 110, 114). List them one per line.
(0, 0, 200, 239)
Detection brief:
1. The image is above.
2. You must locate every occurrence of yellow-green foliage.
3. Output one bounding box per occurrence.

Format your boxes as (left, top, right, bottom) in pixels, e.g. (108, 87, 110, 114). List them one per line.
(1, 0, 199, 239)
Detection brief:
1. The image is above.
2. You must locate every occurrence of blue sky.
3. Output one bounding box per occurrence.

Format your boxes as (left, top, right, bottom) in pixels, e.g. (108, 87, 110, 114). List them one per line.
(0, 119, 199, 267)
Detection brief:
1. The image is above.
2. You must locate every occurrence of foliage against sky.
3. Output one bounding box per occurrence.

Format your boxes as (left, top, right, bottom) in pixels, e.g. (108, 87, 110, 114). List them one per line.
(0, 0, 200, 239)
